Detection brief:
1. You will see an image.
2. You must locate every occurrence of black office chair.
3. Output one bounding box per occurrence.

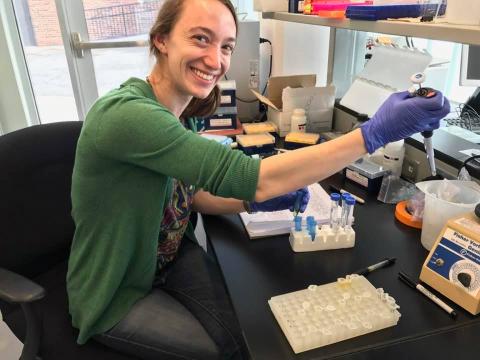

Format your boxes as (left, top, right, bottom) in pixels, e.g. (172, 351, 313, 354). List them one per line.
(0, 122, 136, 360)
(0, 121, 212, 360)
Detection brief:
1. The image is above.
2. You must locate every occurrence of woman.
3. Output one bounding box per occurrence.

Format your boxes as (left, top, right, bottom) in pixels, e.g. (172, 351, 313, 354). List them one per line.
(67, 0, 450, 359)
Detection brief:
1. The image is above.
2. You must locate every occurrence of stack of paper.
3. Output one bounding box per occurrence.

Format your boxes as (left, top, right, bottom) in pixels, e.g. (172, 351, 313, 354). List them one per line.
(239, 183, 332, 239)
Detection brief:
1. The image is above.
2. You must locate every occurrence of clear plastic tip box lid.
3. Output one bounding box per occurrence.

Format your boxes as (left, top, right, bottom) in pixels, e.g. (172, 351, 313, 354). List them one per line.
(347, 157, 390, 179)
(268, 274, 401, 354)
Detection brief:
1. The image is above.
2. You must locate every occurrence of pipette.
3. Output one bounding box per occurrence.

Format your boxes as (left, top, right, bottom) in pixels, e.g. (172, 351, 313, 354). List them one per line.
(408, 72, 437, 176)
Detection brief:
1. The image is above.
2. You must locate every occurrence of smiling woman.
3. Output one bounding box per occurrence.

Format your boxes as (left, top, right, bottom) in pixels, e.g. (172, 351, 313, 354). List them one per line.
(66, 0, 450, 358)
(148, 0, 238, 118)
(67, 1, 255, 359)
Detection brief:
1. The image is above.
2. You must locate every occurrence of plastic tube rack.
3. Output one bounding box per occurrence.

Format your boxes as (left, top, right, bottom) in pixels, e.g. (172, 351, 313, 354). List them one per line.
(289, 223, 355, 252)
(268, 274, 401, 354)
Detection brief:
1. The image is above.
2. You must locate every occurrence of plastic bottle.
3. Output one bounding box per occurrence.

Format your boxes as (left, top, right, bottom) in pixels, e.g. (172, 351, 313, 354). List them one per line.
(383, 140, 405, 177)
(290, 108, 307, 133)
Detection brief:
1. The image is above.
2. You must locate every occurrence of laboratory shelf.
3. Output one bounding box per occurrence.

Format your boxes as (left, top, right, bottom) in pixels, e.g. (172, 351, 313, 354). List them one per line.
(262, 12, 480, 46)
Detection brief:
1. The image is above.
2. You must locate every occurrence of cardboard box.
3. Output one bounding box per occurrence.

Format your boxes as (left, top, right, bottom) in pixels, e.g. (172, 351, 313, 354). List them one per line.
(198, 113, 237, 131)
(253, 0, 288, 12)
(252, 75, 335, 137)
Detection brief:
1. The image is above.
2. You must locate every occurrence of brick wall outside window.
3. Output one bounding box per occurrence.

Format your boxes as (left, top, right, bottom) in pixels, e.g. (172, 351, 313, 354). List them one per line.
(27, 0, 163, 46)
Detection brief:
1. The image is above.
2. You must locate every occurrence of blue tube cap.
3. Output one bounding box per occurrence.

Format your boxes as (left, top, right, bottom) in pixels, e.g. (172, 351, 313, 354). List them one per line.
(330, 193, 341, 201)
(345, 197, 356, 205)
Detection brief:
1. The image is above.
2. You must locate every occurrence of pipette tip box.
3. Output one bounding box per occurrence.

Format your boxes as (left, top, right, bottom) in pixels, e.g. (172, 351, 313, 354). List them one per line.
(268, 274, 401, 354)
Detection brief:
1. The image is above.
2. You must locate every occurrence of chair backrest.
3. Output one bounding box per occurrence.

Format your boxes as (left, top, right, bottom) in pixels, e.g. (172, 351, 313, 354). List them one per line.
(0, 122, 82, 277)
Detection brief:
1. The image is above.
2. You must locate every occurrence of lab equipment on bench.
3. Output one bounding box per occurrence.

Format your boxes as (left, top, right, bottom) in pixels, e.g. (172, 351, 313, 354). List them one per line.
(290, 108, 307, 133)
(408, 72, 437, 177)
(251, 75, 335, 137)
(416, 180, 480, 251)
(344, 156, 390, 195)
(268, 274, 401, 354)
(236, 133, 276, 157)
(355, 257, 396, 276)
(419, 207, 480, 315)
(289, 195, 355, 252)
(345, 1, 445, 20)
(382, 140, 405, 177)
(340, 46, 432, 118)
(242, 121, 277, 135)
(284, 132, 321, 150)
(240, 183, 331, 239)
(329, 185, 365, 204)
(399, 272, 457, 318)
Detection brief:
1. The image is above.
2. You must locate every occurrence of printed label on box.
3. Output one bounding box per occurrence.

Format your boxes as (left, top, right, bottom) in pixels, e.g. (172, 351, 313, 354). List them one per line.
(427, 227, 480, 297)
(345, 169, 368, 187)
(210, 118, 233, 127)
(454, 217, 480, 234)
(221, 95, 232, 104)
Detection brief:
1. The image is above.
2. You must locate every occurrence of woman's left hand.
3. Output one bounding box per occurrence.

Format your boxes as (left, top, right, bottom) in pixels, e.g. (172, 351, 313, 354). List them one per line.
(249, 187, 310, 213)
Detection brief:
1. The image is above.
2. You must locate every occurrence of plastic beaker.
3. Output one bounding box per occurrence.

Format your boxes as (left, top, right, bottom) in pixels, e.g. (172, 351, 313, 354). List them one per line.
(416, 180, 480, 250)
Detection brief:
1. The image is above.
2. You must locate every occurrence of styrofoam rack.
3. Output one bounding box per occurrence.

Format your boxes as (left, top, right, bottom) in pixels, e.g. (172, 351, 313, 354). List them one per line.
(268, 274, 401, 354)
(289, 225, 355, 252)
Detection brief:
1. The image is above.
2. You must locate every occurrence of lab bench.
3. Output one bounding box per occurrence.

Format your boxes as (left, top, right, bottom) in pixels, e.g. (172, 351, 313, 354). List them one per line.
(202, 174, 480, 359)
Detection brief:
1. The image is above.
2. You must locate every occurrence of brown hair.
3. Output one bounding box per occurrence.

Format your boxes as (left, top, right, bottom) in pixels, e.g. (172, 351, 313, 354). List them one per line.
(149, 0, 238, 118)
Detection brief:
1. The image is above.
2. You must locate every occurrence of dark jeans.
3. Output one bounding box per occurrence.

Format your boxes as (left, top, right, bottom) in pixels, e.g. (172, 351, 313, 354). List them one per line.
(94, 240, 246, 360)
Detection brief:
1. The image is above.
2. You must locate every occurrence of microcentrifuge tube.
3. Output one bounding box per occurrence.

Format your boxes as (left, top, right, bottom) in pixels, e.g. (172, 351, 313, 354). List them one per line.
(329, 193, 340, 231)
(345, 197, 356, 229)
(340, 194, 352, 228)
(308, 219, 317, 241)
(294, 216, 302, 232)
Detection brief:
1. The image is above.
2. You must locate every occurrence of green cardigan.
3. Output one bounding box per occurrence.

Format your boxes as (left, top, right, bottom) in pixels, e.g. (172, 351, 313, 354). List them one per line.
(67, 78, 260, 344)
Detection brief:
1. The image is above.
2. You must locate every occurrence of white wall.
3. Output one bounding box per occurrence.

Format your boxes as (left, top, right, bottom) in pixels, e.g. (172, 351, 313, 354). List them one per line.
(261, 20, 330, 86)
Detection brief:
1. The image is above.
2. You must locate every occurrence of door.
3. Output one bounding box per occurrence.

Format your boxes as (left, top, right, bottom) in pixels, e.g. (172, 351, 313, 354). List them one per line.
(10, 0, 165, 124)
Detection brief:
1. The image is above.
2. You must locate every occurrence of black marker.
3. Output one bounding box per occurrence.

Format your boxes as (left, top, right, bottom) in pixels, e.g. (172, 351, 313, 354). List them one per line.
(398, 272, 457, 319)
(355, 257, 396, 276)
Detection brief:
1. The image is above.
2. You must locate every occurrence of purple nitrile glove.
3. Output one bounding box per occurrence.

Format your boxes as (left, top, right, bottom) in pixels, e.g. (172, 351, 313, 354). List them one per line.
(250, 187, 310, 213)
(360, 91, 450, 154)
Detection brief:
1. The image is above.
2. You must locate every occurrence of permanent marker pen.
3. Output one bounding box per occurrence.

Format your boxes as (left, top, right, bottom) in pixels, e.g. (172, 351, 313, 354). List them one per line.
(355, 258, 396, 276)
(398, 272, 457, 319)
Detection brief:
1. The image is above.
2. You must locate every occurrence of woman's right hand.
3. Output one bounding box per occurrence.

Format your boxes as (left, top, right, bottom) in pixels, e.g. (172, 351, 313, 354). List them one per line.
(360, 91, 450, 153)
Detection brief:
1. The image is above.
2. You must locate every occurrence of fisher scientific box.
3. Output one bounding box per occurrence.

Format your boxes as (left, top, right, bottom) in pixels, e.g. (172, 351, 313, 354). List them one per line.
(420, 210, 480, 315)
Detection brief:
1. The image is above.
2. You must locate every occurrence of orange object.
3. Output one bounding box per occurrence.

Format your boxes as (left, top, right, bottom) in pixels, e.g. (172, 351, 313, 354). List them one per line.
(303, 0, 313, 14)
(395, 200, 422, 229)
(317, 10, 345, 18)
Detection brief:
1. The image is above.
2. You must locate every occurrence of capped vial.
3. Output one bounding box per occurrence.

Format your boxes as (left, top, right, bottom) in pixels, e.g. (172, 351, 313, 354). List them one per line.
(345, 197, 356, 229)
(329, 193, 340, 231)
(340, 194, 352, 228)
(294, 215, 302, 232)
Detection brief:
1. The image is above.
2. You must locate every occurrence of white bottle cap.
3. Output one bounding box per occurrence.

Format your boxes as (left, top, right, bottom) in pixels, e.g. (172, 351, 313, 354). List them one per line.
(293, 108, 306, 116)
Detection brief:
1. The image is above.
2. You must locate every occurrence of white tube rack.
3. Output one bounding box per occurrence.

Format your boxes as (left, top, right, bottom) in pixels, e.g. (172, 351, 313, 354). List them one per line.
(289, 225, 355, 252)
(268, 274, 401, 354)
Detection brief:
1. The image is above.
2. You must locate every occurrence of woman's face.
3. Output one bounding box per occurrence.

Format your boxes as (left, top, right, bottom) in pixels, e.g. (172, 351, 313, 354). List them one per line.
(155, 0, 236, 100)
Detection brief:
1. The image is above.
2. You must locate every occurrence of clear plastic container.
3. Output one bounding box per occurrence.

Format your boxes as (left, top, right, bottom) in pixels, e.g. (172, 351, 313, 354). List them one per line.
(382, 140, 405, 177)
(416, 180, 480, 250)
(419, 0, 445, 21)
